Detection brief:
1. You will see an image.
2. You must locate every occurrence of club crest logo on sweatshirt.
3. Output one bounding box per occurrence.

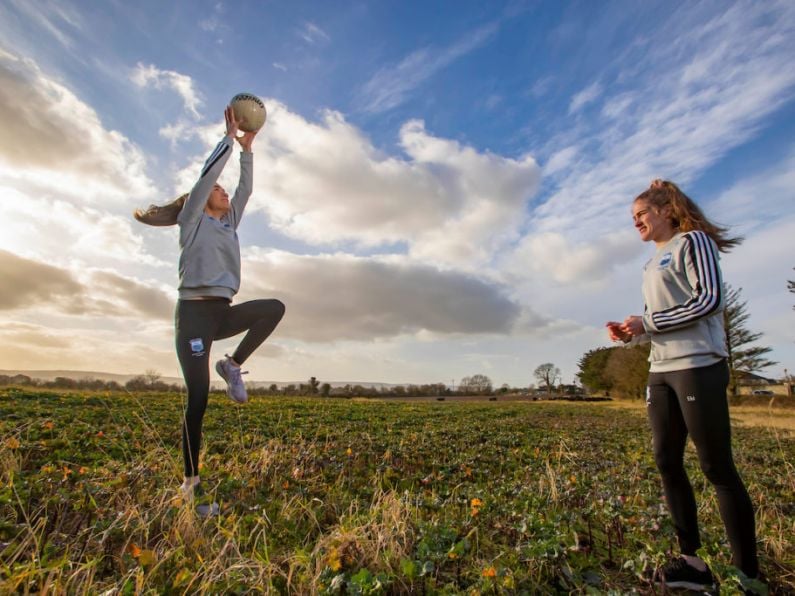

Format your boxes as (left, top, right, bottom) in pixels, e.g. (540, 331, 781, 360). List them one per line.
(657, 252, 673, 269)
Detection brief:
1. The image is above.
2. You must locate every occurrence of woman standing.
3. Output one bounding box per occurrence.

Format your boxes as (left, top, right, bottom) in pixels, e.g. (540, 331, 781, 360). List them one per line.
(607, 180, 758, 590)
(136, 106, 285, 516)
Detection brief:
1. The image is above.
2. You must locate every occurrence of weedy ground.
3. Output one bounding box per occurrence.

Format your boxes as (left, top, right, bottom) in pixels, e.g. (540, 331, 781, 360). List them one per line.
(1, 388, 793, 594)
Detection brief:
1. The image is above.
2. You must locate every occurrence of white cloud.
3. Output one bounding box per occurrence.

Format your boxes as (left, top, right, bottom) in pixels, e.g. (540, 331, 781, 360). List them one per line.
(130, 62, 203, 119)
(0, 187, 168, 269)
(0, 50, 154, 202)
(2, 0, 83, 50)
(298, 21, 330, 45)
(357, 21, 499, 113)
(0, 319, 175, 375)
(196, 104, 539, 269)
(199, 17, 219, 32)
(544, 146, 578, 176)
(569, 81, 602, 114)
(530, 1, 795, 243)
(707, 149, 795, 236)
(502, 230, 639, 286)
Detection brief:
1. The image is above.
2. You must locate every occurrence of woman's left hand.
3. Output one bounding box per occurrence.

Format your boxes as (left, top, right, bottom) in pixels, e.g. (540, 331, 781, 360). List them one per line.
(236, 129, 256, 152)
(621, 316, 645, 337)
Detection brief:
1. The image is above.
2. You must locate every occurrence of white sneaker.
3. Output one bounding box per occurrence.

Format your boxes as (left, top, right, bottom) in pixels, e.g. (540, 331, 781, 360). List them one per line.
(215, 355, 248, 403)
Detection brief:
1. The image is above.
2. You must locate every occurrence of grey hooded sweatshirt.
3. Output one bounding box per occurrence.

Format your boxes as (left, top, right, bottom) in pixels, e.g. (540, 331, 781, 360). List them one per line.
(177, 136, 253, 300)
(639, 230, 728, 373)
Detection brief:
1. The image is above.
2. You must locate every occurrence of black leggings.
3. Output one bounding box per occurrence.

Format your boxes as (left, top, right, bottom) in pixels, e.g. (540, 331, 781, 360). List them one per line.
(175, 298, 285, 477)
(647, 359, 757, 577)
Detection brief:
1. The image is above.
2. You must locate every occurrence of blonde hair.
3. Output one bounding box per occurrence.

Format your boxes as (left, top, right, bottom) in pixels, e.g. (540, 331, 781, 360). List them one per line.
(133, 193, 187, 226)
(634, 179, 742, 253)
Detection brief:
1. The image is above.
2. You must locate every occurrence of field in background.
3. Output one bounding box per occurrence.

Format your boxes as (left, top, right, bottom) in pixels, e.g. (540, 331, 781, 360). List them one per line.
(1, 388, 793, 594)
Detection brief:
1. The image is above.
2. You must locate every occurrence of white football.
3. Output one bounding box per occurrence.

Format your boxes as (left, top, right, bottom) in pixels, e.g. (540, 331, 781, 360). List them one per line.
(230, 93, 267, 132)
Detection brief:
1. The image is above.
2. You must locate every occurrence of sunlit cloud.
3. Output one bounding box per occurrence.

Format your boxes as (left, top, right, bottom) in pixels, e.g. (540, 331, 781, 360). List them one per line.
(189, 104, 539, 269)
(0, 50, 154, 202)
(130, 62, 203, 119)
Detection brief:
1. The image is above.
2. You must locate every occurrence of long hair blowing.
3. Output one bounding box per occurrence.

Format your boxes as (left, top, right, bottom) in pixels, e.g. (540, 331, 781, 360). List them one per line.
(133, 193, 188, 226)
(634, 180, 742, 253)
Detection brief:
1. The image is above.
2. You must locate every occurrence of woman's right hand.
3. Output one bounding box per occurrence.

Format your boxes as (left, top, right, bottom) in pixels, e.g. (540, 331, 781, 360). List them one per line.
(224, 105, 242, 139)
(606, 321, 631, 343)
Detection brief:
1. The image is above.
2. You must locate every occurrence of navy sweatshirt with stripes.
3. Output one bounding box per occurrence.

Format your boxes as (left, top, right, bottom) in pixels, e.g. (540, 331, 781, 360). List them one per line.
(640, 230, 728, 373)
(176, 136, 253, 300)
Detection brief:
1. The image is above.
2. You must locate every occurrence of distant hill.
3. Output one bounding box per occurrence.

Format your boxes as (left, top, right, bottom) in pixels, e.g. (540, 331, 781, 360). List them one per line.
(0, 369, 400, 390)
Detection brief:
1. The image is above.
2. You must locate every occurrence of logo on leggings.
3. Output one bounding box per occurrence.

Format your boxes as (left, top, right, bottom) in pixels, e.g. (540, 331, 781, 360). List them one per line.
(645, 386, 651, 406)
(189, 338, 205, 357)
(686, 395, 696, 402)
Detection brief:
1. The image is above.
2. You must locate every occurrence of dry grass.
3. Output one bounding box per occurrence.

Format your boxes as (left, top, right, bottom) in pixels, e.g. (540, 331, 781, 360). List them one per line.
(602, 397, 795, 435)
(2, 388, 793, 593)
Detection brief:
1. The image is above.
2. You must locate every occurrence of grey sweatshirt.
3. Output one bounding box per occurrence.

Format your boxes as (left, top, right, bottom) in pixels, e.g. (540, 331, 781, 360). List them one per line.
(177, 136, 253, 300)
(639, 230, 728, 372)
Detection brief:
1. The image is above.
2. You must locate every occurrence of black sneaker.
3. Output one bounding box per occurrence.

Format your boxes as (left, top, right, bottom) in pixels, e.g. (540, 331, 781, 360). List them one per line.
(182, 482, 220, 518)
(655, 557, 716, 591)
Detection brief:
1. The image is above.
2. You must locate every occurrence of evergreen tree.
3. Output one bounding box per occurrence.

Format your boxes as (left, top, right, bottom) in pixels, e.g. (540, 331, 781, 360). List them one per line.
(604, 344, 650, 399)
(723, 285, 776, 395)
(577, 347, 615, 394)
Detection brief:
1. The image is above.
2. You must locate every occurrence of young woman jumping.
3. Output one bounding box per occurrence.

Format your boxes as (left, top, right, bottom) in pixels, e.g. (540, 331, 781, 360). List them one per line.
(136, 106, 285, 516)
(607, 180, 758, 590)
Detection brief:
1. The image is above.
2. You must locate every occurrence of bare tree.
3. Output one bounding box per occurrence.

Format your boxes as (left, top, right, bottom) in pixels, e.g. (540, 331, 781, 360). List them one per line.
(459, 374, 493, 394)
(533, 363, 561, 394)
(144, 369, 162, 386)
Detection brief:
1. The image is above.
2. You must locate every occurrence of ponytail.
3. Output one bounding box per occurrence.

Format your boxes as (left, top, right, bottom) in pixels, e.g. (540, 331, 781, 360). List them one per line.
(133, 193, 188, 227)
(635, 180, 742, 253)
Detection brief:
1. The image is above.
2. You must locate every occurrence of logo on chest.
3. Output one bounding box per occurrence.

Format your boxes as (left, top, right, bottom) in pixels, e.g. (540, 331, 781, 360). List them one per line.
(657, 252, 673, 269)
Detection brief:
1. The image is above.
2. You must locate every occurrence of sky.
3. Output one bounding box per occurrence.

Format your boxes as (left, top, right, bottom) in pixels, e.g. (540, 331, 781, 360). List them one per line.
(0, 0, 793, 388)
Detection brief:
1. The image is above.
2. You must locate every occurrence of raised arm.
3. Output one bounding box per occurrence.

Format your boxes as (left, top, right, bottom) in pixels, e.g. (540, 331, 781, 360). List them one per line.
(177, 107, 244, 226)
(228, 123, 258, 228)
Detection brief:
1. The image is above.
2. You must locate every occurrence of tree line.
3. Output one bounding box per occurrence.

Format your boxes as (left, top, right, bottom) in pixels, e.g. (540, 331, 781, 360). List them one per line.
(0, 372, 531, 398)
(3, 284, 783, 399)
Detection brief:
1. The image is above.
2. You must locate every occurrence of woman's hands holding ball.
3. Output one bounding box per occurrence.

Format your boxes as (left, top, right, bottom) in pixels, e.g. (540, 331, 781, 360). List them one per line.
(224, 106, 257, 152)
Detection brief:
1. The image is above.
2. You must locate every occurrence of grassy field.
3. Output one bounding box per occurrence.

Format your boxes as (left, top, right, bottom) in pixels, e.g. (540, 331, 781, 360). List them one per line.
(1, 388, 793, 594)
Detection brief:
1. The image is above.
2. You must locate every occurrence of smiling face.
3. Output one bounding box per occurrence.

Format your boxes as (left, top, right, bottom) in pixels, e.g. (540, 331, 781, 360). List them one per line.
(632, 198, 675, 246)
(205, 184, 230, 215)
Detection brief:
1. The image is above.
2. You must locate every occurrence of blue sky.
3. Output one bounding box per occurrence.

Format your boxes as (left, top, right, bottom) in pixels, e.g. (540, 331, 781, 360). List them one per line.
(0, 0, 793, 386)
